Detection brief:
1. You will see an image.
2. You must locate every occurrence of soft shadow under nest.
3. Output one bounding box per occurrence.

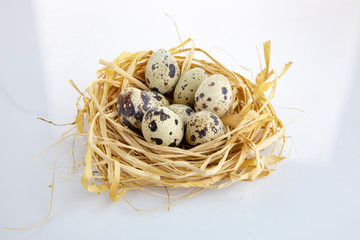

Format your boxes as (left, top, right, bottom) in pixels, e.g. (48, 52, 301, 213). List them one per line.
(74, 38, 292, 203)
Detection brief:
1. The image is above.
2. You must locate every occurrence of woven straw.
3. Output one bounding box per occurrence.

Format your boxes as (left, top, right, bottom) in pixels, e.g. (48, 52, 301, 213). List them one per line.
(75, 38, 292, 204)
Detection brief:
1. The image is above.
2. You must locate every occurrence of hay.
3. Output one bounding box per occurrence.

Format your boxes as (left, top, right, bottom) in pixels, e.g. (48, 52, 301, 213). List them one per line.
(75, 38, 292, 203)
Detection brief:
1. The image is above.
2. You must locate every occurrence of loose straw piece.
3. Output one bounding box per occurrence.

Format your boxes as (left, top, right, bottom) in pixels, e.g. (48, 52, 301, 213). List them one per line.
(99, 59, 149, 90)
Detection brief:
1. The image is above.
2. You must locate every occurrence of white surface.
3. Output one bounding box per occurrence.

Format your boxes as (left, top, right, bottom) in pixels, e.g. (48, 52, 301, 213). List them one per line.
(1, 0, 360, 239)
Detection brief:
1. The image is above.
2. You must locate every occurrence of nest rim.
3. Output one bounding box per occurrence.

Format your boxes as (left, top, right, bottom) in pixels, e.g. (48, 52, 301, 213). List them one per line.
(76, 38, 292, 202)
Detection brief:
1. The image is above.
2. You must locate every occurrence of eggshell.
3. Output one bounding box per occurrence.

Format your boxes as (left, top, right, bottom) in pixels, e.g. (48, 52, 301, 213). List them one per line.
(173, 68, 208, 107)
(143, 91, 170, 106)
(142, 106, 184, 147)
(194, 74, 232, 117)
(185, 110, 225, 146)
(168, 104, 194, 128)
(145, 49, 180, 94)
(117, 87, 157, 130)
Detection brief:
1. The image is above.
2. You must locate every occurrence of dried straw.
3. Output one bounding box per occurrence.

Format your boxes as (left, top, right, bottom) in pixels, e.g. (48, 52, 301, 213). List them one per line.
(75, 38, 292, 204)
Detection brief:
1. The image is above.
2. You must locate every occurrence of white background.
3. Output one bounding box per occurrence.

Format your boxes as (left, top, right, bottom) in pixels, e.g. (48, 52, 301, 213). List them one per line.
(1, 0, 360, 239)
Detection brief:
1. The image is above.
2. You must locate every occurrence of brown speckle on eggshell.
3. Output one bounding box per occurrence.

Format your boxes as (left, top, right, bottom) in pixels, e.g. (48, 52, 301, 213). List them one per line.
(143, 91, 170, 106)
(142, 106, 184, 147)
(194, 74, 232, 117)
(185, 110, 225, 146)
(173, 68, 208, 107)
(145, 49, 180, 94)
(168, 104, 195, 128)
(117, 87, 157, 130)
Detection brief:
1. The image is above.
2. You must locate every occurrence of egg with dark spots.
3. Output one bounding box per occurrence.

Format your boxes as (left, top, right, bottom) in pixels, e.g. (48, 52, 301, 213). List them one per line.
(145, 49, 180, 94)
(117, 87, 157, 130)
(194, 74, 232, 117)
(142, 106, 184, 147)
(168, 104, 195, 128)
(173, 68, 208, 106)
(143, 91, 170, 106)
(185, 110, 225, 146)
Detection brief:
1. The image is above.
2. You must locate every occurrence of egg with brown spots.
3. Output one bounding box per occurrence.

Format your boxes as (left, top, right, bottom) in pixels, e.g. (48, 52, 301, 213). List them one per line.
(145, 49, 180, 94)
(117, 87, 158, 130)
(142, 106, 184, 147)
(194, 74, 232, 117)
(168, 104, 194, 128)
(173, 68, 208, 106)
(185, 110, 225, 146)
(143, 91, 170, 106)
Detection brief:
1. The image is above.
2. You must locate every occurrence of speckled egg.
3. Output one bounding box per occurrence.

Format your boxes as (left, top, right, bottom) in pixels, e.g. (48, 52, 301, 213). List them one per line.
(185, 111, 225, 146)
(168, 104, 194, 128)
(117, 87, 157, 130)
(145, 49, 180, 94)
(142, 106, 184, 147)
(173, 68, 208, 106)
(143, 91, 170, 106)
(194, 74, 232, 117)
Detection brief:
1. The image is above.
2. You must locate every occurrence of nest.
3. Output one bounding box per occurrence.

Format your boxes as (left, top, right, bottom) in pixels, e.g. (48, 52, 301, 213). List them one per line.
(74, 39, 292, 204)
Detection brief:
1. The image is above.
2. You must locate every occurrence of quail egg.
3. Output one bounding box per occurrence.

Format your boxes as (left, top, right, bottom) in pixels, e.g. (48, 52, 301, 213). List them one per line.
(173, 67, 208, 106)
(117, 87, 157, 130)
(194, 74, 232, 117)
(145, 49, 180, 94)
(186, 110, 225, 146)
(143, 91, 170, 106)
(168, 104, 194, 128)
(142, 106, 184, 147)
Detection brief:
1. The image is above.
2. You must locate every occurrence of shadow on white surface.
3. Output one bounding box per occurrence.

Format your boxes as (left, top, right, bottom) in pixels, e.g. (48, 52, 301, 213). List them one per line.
(0, 0, 47, 117)
(332, 42, 360, 169)
(0, 0, 52, 235)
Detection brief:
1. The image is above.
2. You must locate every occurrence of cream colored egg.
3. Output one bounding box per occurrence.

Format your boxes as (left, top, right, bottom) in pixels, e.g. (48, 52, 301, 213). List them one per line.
(145, 49, 180, 94)
(173, 68, 208, 106)
(143, 91, 170, 106)
(168, 104, 194, 128)
(194, 74, 232, 117)
(185, 110, 225, 146)
(117, 87, 157, 130)
(142, 107, 184, 147)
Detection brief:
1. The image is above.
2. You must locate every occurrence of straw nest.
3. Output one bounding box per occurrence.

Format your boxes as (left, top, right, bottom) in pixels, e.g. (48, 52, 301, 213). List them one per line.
(74, 38, 292, 204)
